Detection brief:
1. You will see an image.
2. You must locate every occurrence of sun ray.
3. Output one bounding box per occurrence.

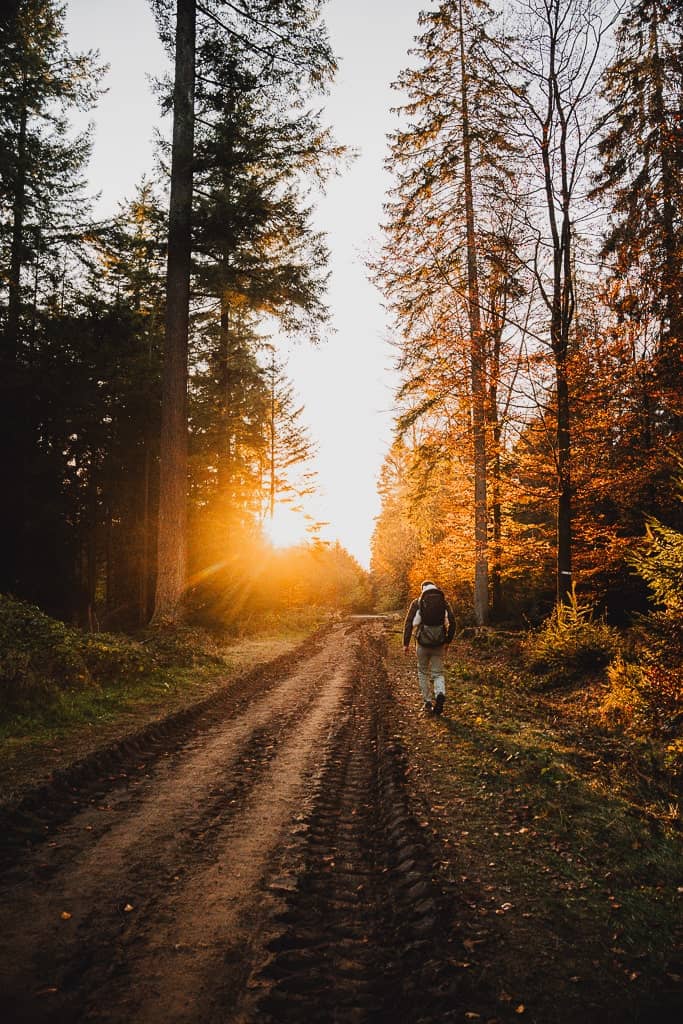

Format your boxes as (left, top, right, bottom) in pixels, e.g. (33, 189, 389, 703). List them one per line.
(263, 503, 309, 549)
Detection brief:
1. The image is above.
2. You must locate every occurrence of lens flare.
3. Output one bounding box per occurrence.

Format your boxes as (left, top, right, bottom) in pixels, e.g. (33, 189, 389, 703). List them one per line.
(263, 504, 308, 549)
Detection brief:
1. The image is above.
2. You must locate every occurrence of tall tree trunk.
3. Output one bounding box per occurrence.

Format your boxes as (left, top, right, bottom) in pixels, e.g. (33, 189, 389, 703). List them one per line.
(555, 356, 572, 603)
(1, 81, 28, 595)
(269, 354, 276, 520)
(541, 25, 574, 606)
(458, 0, 489, 625)
(7, 89, 27, 362)
(139, 445, 152, 625)
(217, 292, 233, 523)
(649, 12, 682, 427)
(152, 0, 196, 622)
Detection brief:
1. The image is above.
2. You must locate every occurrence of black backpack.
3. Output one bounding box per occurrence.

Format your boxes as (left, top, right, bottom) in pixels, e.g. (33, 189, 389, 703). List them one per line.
(417, 588, 447, 647)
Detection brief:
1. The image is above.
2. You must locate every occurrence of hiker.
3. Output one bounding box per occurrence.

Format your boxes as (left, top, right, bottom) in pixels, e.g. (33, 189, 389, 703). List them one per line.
(403, 580, 456, 715)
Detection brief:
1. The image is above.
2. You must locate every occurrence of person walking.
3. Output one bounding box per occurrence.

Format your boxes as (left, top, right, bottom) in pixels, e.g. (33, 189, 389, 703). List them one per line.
(403, 580, 456, 714)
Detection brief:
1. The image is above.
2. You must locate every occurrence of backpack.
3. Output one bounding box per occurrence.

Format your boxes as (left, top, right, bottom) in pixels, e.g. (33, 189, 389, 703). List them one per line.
(416, 588, 447, 647)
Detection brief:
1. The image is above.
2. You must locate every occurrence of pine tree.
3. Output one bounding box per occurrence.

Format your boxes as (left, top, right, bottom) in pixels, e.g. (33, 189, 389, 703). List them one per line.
(90, 182, 167, 625)
(262, 351, 317, 528)
(593, 0, 683, 433)
(0, 0, 102, 600)
(377, 0, 521, 624)
(149, 0, 338, 621)
(151, 0, 196, 623)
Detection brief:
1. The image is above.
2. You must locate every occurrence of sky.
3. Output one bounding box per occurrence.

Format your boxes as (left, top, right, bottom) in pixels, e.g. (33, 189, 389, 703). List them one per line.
(64, 0, 425, 568)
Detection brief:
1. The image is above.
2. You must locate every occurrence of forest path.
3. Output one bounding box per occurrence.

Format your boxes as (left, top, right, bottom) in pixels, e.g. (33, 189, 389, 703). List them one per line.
(0, 622, 466, 1024)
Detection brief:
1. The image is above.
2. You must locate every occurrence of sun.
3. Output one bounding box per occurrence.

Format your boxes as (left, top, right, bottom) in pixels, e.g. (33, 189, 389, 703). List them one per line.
(263, 503, 309, 549)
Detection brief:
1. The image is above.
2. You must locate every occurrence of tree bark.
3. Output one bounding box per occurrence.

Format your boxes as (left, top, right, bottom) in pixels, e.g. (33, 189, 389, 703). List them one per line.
(539, 13, 574, 606)
(152, 0, 196, 623)
(556, 356, 572, 603)
(458, 0, 489, 625)
(7, 90, 27, 362)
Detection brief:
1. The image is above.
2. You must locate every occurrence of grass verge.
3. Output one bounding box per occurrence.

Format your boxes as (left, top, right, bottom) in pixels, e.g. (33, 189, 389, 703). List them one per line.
(387, 627, 682, 1024)
(0, 620, 320, 804)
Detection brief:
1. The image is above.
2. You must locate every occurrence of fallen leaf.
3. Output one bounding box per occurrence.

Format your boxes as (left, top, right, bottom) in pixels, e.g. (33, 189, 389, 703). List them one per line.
(516, 1005, 526, 1015)
(60, 911, 72, 921)
(123, 903, 134, 913)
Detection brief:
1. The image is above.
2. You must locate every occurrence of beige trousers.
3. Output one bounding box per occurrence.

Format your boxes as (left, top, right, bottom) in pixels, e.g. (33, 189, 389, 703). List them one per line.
(416, 644, 445, 702)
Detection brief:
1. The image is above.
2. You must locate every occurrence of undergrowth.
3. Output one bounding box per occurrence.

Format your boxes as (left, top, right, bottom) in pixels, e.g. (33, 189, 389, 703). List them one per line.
(0, 594, 316, 745)
(522, 589, 619, 688)
(389, 630, 682, 1021)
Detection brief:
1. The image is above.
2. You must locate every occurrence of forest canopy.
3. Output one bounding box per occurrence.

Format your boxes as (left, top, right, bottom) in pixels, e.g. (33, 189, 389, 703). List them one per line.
(371, 0, 683, 625)
(0, 0, 681, 634)
(0, 0, 373, 628)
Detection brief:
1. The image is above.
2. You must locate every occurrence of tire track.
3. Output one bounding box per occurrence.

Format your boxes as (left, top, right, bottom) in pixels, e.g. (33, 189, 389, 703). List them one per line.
(0, 627, 330, 869)
(250, 628, 470, 1023)
(0, 627, 358, 1024)
(1, 622, 472, 1024)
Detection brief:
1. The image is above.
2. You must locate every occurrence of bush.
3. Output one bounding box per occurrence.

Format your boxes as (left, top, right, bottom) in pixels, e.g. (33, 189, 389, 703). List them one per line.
(522, 589, 619, 687)
(0, 594, 92, 709)
(78, 633, 157, 684)
(628, 512, 683, 616)
(0, 595, 161, 715)
(142, 624, 224, 668)
(604, 480, 683, 736)
(600, 639, 682, 734)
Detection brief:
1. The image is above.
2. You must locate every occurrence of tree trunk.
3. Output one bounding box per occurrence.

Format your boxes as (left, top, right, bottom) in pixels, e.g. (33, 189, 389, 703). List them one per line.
(7, 91, 27, 362)
(556, 356, 572, 604)
(649, 12, 682, 426)
(269, 354, 276, 521)
(217, 292, 233, 522)
(458, 0, 489, 625)
(139, 444, 152, 625)
(152, 0, 196, 623)
(0, 83, 29, 595)
(541, 20, 574, 606)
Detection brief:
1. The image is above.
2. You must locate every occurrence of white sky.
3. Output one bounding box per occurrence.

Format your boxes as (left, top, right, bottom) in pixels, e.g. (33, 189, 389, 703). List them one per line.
(65, 0, 425, 568)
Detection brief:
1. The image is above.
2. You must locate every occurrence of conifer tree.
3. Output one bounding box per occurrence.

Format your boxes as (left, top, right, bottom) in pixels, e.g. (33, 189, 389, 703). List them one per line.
(0, 0, 102, 600)
(150, 0, 338, 621)
(91, 182, 167, 624)
(377, 0, 520, 624)
(151, 0, 196, 623)
(593, 0, 683, 435)
(262, 352, 317, 528)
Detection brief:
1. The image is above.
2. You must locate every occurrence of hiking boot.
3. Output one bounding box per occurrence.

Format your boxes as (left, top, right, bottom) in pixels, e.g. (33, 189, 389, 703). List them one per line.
(434, 693, 445, 715)
(423, 700, 433, 714)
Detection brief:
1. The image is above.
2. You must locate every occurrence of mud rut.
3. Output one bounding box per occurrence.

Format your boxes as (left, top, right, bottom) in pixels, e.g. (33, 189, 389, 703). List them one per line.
(0, 623, 469, 1024)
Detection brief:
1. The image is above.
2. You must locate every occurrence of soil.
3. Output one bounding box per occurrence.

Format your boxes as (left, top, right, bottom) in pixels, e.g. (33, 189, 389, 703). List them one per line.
(0, 621, 680, 1023)
(0, 634, 305, 807)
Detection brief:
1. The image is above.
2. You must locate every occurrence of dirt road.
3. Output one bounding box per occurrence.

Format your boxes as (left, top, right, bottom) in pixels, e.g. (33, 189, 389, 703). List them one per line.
(0, 622, 467, 1024)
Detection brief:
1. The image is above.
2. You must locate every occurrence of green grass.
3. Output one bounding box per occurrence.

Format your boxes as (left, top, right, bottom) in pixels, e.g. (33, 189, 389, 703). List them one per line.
(389, 632, 682, 1021)
(0, 663, 224, 746)
(0, 613, 318, 795)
